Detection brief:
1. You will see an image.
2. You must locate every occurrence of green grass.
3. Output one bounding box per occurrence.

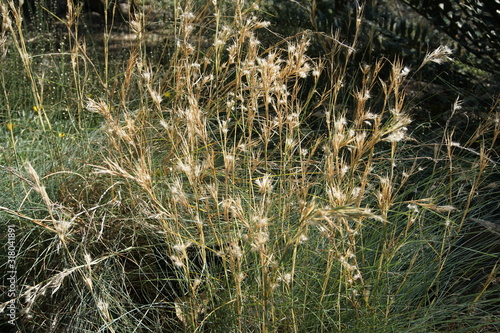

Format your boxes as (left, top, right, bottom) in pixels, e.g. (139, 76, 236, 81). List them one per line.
(1, 0, 499, 332)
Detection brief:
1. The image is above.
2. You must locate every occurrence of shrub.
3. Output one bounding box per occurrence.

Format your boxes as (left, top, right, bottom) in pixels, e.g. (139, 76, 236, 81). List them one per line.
(1, 0, 498, 332)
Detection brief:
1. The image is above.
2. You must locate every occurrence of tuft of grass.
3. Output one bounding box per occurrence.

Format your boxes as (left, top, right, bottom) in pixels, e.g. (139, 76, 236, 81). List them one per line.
(1, 0, 499, 332)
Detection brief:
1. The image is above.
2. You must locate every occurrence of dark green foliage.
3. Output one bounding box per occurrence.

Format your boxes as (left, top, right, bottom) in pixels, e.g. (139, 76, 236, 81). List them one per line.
(12, 0, 133, 26)
(398, 0, 500, 70)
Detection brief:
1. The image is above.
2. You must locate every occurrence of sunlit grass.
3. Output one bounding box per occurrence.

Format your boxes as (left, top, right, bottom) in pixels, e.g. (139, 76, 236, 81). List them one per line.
(1, 0, 499, 332)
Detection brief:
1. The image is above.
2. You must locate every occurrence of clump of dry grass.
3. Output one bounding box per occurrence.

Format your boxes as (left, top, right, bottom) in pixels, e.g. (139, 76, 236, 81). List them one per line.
(1, 0, 499, 332)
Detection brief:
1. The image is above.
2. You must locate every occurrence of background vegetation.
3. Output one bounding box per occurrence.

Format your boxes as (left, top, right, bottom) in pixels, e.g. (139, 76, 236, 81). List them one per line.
(1, 0, 498, 332)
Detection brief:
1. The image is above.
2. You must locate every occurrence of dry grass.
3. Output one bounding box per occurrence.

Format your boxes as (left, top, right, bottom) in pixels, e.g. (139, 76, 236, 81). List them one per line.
(1, 0, 499, 332)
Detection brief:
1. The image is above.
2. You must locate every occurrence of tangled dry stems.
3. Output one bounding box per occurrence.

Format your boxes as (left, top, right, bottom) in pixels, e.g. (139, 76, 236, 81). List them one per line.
(1, 0, 499, 332)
